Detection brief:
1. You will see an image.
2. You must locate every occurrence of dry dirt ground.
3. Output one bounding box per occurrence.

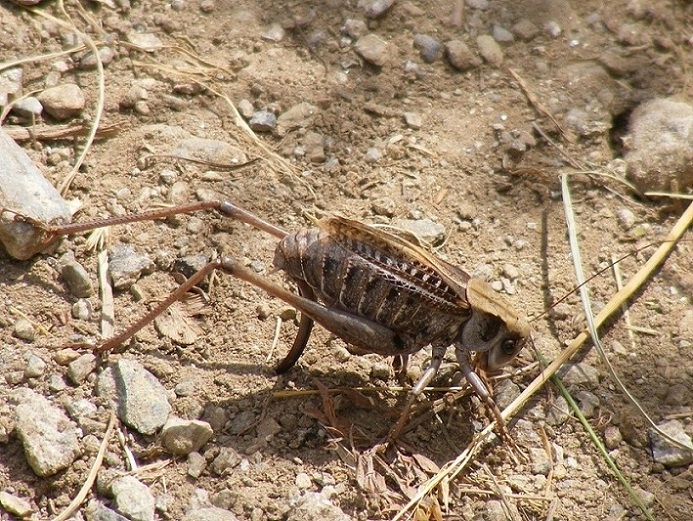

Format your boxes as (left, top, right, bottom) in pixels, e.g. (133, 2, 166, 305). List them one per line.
(1, 0, 693, 520)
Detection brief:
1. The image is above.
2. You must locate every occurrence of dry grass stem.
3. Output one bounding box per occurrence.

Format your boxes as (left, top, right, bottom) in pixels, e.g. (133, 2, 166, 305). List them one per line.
(51, 411, 116, 521)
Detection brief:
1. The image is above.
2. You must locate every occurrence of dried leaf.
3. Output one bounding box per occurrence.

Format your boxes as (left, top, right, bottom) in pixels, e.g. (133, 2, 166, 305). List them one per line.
(154, 301, 204, 345)
(412, 453, 441, 475)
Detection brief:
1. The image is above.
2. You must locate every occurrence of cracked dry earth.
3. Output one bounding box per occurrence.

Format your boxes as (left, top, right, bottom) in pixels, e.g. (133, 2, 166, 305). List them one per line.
(1, 0, 693, 520)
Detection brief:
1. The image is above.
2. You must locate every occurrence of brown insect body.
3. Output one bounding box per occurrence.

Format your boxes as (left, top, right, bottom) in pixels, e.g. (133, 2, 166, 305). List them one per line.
(27, 200, 530, 439)
(274, 216, 530, 373)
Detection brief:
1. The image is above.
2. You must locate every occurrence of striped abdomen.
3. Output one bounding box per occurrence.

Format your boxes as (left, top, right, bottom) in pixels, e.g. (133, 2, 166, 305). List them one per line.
(273, 225, 471, 353)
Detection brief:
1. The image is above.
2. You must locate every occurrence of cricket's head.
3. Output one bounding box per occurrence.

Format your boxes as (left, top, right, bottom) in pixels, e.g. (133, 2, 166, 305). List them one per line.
(458, 278, 531, 371)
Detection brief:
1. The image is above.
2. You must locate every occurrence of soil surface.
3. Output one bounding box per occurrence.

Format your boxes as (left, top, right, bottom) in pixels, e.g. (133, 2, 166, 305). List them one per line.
(1, 0, 692, 520)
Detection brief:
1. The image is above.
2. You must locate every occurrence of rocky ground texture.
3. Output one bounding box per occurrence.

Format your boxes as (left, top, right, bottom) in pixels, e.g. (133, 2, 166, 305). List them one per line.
(1, 0, 693, 520)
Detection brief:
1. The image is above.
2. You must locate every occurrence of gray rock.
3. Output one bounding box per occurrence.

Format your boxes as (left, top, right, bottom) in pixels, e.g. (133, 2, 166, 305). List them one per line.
(295, 472, 312, 489)
(466, 0, 489, 9)
(72, 298, 93, 320)
(108, 244, 154, 290)
(512, 19, 540, 41)
(342, 19, 367, 39)
(24, 353, 47, 378)
(187, 452, 206, 478)
(476, 35, 504, 67)
(65, 398, 99, 426)
(248, 110, 277, 132)
(303, 131, 325, 163)
(650, 419, 693, 467)
(48, 374, 68, 392)
(363, 0, 395, 18)
(38, 84, 85, 120)
(287, 492, 349, 521)
(182, 507, 240, 521)
(403, 111, 423, 130)
(546, 395, 571, 426)
(0, 67, 23, 106)
(529, 447, 551, 475)
(445, 40, 481, 71)
(0, 491, 33, 518)
(79, 46, 116, 69)
(112, 359, 172, 435)
(261, 23, 285, 42)
(255, 417, 282, 439)
(391, 218, 446, 246)
(61, 258, 94, 297)
(173, 137, 248, 165)
(211, 447, 242, 476)
(126, 32, 163, 51)
(85, 499, 130, 521)
(13, 389, 81, 477)
(0, 128, 72, 259)
(364, 147, 382, 163)
(13, 318, 36, 342)
(624, 97, 693, 193)
(493, 378, 521, 410)
(53, 348, 81, 365)
(236, 99, 254, 119)
(354, 34, 390, 67)
(603, 425, 622, 450)
(67, 353, 97, 384)
(557, 362, 600, 388)
(160, 417, 213, 455)
(413, 34, 442, 63)
(111, 475, 156, 521)
(277, 102, 318, 132)
(492, 25, 515, 43)
(575, 390, 600, 418)
(11, 97, 43, 118)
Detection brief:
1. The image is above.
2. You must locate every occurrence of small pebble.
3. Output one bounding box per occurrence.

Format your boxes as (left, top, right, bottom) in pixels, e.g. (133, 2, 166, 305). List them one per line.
(0, 491, 33, 519)
(342, 19, 367, 39)
(403, 112, 423, 130)
(370, 361, 391, 380)
(24, 354, 46, 378)
(413, 34, 442, 63)
(67, 354, 97, 384)
(363, 0, 395, 18)
(445, 40, 481, 71)
(37, 84, 85, 120)
(354, 34, 390, 67)
(512, 19, 540, 41)
(295, 472, 312, 490)
(492, 25, 514, 43)
(72, 299, 92, 320)
(476, 35, 504, 67)
(61, 259, 94, 297)
(604, 425, 623, 450)
(188, 452, 206, 478)
(544, 21, 562, 38)
(14, 318, 36, 342)
(248, 110, 276, 132)
(261, 23, 285, 42)
(364, 147, 382, 163)
(237, 99, 254, 119)
(11, 97, 43, 119)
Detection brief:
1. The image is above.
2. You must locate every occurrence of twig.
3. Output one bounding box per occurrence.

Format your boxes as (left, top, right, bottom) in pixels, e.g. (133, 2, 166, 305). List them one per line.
(3, 121, 126, 142)
(51, 411, 116, 521)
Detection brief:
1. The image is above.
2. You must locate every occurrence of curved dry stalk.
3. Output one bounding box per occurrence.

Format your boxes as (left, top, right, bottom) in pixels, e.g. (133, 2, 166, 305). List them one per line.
(51, 411, 116, 521)
(21, 0, 106, 196)
(562, 173, 693, 452)
(0, 44, 87, 72)
(393, 195, 693, 521)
